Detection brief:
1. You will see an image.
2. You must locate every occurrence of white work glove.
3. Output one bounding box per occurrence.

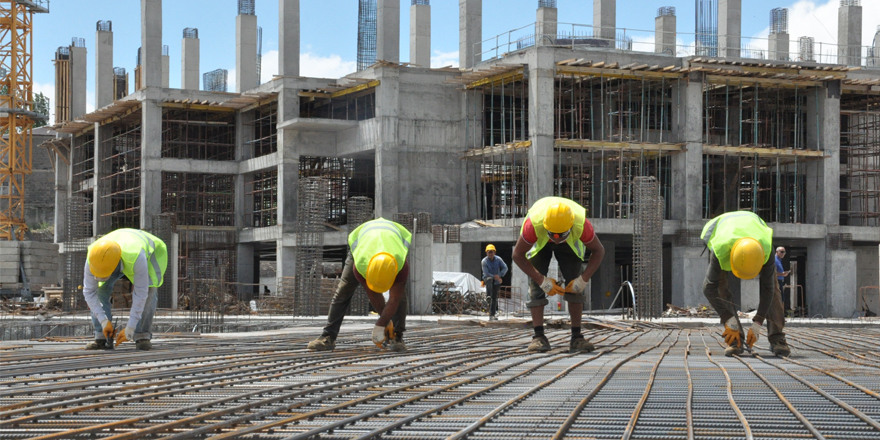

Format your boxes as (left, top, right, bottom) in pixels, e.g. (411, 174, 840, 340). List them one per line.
(722, 316, 742, 347)
(371, 325, 386, 348)
(115, 326, 136, 347)
(539, 277, 565, 296)
(100, 319, 114, 340)
(746, 321, 762, 349)
(566, 276, 589, 294)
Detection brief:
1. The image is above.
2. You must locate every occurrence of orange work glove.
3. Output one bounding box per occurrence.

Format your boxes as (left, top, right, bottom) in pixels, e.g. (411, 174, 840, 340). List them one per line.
(101, 319, 114, 341)
(565, 276, 588, 294)
(115, 326, 134, 347)
(746, 321, 761, 350)
(721, 316, 742, 347)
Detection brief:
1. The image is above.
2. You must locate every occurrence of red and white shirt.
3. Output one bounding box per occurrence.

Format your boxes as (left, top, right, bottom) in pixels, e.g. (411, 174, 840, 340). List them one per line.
(520, 217, 595, 245)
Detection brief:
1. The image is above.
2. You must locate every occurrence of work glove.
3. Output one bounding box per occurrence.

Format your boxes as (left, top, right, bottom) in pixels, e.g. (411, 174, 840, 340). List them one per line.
(540, 277, 566, 296)
(566, 276, 589, 294)
(721, 316, 742, 347)
(384, 321, 396, 341)
(746, 321, 762, 350)
(372, 325, 386, 348)
(101, 319, 114, 341)
(115, 326, 135, 347)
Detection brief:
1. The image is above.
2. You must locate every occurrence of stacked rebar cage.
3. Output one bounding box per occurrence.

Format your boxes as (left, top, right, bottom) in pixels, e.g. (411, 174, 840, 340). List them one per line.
(62, 195, 91, 312)
(632, 177, 663, 319)
(295, 177, 329, 316)
(203, 69, 228, 92)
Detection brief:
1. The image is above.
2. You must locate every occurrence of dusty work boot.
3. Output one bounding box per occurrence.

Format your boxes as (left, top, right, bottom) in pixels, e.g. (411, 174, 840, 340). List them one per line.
(489, 315, 498, 321)
(527, 335, 551, 352)
(307, 335, 336, 351)
(569, 336, 595, 353)
(135, 340, 152, 351)
(724, 341, 744, 357)
(85, 339, 111, 350)
(388, 336, 407, 352)
(770, 339, 791, 357)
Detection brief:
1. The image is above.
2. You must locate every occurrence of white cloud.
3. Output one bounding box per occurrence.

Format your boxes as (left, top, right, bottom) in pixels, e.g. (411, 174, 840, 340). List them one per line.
(301, 52, 357, 79)
(87, 91, 95, 115)
(430, 50, 459, 68)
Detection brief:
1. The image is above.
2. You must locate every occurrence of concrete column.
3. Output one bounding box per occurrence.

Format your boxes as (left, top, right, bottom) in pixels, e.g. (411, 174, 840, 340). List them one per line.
(276, 241, 295, 284)
(806, 81, 840, 225)
(527, 48, 555, 203)
(671, 245, 708, 307)
(718, 0, 741, 58)
(593, 0, 616, 40)
(279, 0, 300, 77)
(655, 12, 676, 55)
(377, 0, 400, 63)
(93, 124, 112, 236)
(181, 34, 199, 90)
(141, 0, 162, 88)
(276, 87, 299, 231)
(161, 53, 170, 88)
(670, 73, 703, 222)
(96, 27, 113, 108)
(410, 2, 430, 67)
(536, 6, 557, 47)
(236, 13, 258, 93)
(768, 33, 790, 61)
(589, 240, 616, 310)
(459, 0, 481, 68)
(236, 243, 256, 299)
(139, 100, 162, 229)
(408, 232, 433, 314)
(838, 4, 862, 66)
(374, 67, 400, 218)
(69, 46, 87, 119)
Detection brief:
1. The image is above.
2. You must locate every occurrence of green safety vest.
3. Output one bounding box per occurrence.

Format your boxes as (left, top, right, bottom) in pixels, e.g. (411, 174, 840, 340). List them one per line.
(91, 229, 168, 287)
(701, 211, 773, 271)
(348, 218, 411, 276)
(522, 197, 588, 260)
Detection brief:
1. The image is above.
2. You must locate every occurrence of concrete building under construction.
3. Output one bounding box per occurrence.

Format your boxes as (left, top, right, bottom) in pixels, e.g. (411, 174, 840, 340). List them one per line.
(44, 0, 880, 319)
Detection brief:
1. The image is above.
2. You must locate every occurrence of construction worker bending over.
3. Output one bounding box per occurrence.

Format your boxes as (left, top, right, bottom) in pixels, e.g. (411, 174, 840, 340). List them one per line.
(701, 211, 790, 357)
(83, 229, 168, 351)
(309, 218, 410, 352)
(512, 197, 605, 353)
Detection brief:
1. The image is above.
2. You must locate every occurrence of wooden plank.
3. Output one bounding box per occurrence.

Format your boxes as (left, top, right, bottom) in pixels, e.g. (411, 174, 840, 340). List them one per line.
(555, 139, 685, 152)
(703, 145, 826, 158)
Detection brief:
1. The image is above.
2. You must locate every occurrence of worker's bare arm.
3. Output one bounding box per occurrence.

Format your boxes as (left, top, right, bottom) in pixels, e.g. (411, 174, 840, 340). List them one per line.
(579, 235, 605, 282)
(512, 236, 543, 284)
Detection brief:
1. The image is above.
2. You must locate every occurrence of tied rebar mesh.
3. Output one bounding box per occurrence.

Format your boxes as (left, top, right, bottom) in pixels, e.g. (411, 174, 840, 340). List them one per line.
(633, 177, 663, 320)
(96, 20, 111, 32)
(113, 67, 125, 76)
(840, 0, 860, 6)
(347, 197, 373, 229)
(393, 213, 414, 233)
(657, 6, 675, 17)
(295, 177, 329, 316)
(238, 0, 255, 15)
(162, 45, 169, 57)
(412, 0, 429, 5)
(695, 0, 718, 57)
(770, 8, 788, 34)
(71, 37, 85, 48)
(256, 26, 262, 88)
(357, 0, 377, 71)
(56, 46, 69, 59)
(538, 0, 556, 7)
(416, 213, 432, 233)
(181, 230, 237, 326)
(799, 36, 815, 61)
(432, 225, 444, 243)
(183, 27, 198, 39)
(62, 195, 91, 313)
(151, 214, 176, 309)
(203, 69, 228, 92)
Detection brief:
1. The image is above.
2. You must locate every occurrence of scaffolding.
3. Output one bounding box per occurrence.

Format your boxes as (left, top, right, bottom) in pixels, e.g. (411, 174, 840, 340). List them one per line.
(294, 177, 328, 316)
(70, 134, 94, 238)
(246, 170, 277, 228)
(179, 229, 237, 325)
(246, 101, 277, 158)
(300, 156, 374, 225)
(840, 92, 880, 227)
(62, 195, 90, 313)
(53, 47, 70, 124)
(162, 172, 234, 227)
(203, 69, 228, 92)
(150, 213, 176, 308)
(161, 109, 235, 160)
(101, 119, 142, 230)
(357, 0, 377, 71)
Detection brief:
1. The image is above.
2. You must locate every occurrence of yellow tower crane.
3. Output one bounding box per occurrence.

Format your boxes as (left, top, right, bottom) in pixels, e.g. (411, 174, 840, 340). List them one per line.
(0, 0, 48, 240)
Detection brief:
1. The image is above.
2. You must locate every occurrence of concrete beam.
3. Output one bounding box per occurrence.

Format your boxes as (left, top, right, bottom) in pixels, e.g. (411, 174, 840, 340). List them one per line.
(279, 0, 300, 77)
(536, 6, 557, 47)
(718, 0, 741, 58)
(768, 33, 789, 61)
(69, 46, 87, 120)
(655, 13, 675, 55)
(838, 4, 862, 66)
(95, 29, 113, 108)
(410, 3, 430, 67)
(377, 0, 400, 63)
(459, 0, 481, 68)
(236, 13, 258, 93)
(141, 0, 162, 88)
(181, 35, 199, 90)
(593, 0, 615, 40)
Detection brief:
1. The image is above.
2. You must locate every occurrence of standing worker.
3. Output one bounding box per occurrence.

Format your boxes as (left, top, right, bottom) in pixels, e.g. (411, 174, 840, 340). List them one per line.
(512, 196, 605, 353)
(775, 246, 791, 311)
(308, 218, 411, 352)
(83, 229, 168, 351)
(701, 211, 791, 357)
(481, 244, 508, 321)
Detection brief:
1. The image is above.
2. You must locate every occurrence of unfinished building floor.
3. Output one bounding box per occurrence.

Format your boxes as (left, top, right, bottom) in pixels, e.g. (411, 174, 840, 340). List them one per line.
(3, 321, 880, 439)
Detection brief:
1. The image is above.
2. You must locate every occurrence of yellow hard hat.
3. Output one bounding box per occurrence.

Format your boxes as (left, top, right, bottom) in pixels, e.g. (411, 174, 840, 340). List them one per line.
(485, 244, 496, 252)
(88, 239, 121, 278)
(542, 202, 574, 233)
(730, 237, 764, 280)
(365, 252, 398, 293)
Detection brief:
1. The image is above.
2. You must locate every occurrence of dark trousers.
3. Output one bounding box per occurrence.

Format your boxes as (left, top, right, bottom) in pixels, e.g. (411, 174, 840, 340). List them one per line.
(778, 279, 790, 311)
(703, 252, 785, 343)
(526, 242, 586, 307)
(485, 279, 500, 316)
(322, 252, 407, 338)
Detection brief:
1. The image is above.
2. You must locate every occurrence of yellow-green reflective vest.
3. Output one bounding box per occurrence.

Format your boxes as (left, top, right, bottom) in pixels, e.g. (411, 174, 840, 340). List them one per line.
(522, 197, 588, 260)
(92, 229, 168, 287)
(700, 211, 773, 271)
(348, 218, 411, 276)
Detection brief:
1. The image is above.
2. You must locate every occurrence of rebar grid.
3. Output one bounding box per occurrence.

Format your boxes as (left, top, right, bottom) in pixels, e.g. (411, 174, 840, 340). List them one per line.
(100, 120, 142, 230)
(179, 229, 237, 325)
(294, 177, 329, 316)
(161, 172, 234, 227)
(840, 0, 860, 6)
(71, 37, 85, 48)
(299, 156, 360, 225)
(62, 195, 91, 313)
(161, 109, 235, 160)
(347, 196, 373, 229)
(203, 69, 228, 92)
(96, 20, 111, 32)
(256, 26, 262, 89)
(770, 8, 788, 35)
(416, 212, 432, 233)
(632, 177, 663, 320)
(357, 0, 377, 71)
(537, 0, 555, 7)
(150, 213, 176, 308)
(162, 45, 169, 57)
(247, 102, 277, 158)
(840, 93, 880, 227)
(799, 36, 815, 62)
(657, 6, 675, 17)
(183, 27, 197, 39)
(393, 212, 414, 233)
(113, 67, 127, 100)
(695, 0, 718, 57)
(238, 0, 255, 15)
(246, 170, 278, 228)
(70, 134, 94, 237)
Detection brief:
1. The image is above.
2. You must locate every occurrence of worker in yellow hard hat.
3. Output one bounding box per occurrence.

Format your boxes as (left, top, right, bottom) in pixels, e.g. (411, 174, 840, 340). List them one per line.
(82, 229, 168, 351)
(512, 197, 605, 353)
(482, 244, 508, 321)
(701, 211, 790, 357)
(308, 218, 411, 352)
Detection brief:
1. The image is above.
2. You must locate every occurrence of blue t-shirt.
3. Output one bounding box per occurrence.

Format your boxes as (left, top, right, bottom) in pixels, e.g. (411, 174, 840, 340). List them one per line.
(775, 256, 784, 281)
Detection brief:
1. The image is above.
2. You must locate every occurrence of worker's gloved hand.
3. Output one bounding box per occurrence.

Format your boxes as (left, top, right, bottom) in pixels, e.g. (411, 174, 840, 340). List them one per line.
(566, 276, 589, 294)
(540, 277, 565, 296)
(384, 321, 396, 341)
(101, 319, 114, 341)
(372, 325, 386, 348)
(722, 316, 742, 347)
(746, 321, 762, 349)
(115, 327, 135, 347)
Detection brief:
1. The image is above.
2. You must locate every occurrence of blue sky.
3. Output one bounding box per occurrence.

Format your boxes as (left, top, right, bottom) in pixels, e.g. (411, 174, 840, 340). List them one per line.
(32, 0, 879, 120)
